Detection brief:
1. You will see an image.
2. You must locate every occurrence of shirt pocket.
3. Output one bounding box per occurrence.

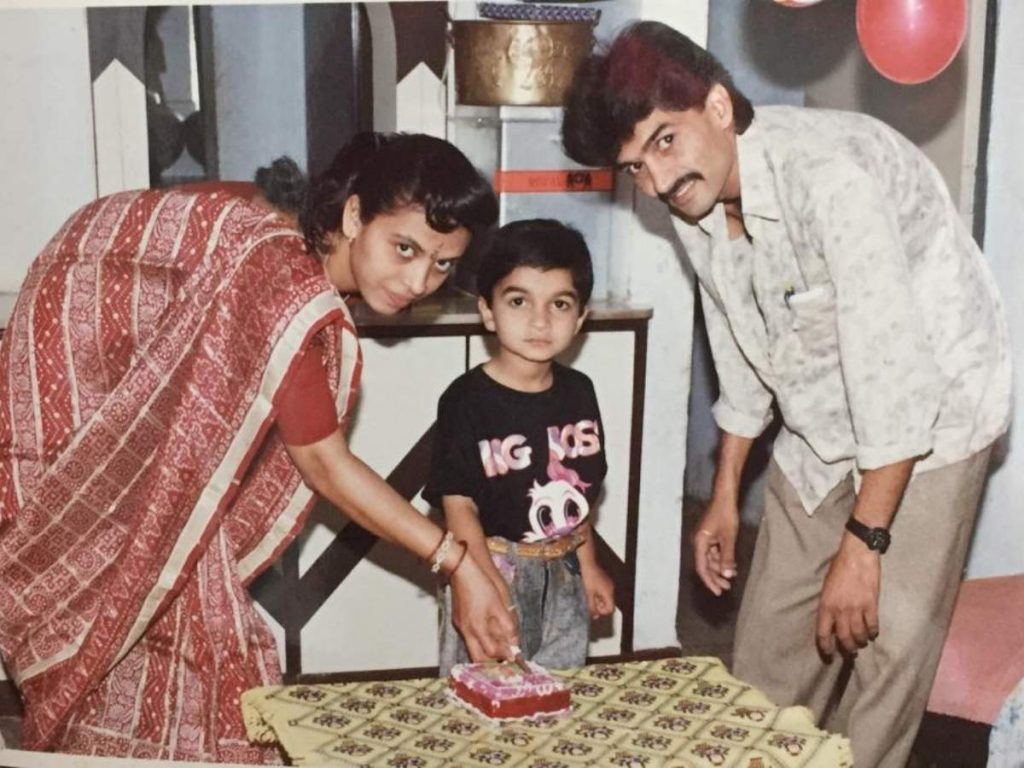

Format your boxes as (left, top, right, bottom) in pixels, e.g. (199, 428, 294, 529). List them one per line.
(787, 284, 838, 351)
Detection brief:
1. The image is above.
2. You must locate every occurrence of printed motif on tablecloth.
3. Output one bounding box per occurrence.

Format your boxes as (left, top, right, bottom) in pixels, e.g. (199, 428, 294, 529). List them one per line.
(401, 689, 453, 715)
(435, 713, 488, 742)
(354, 680, 425, 702)
(583, 703, 647, 728)
(717, 704, 775, 729)
(256, 685, 346, 730)
(572, 661, 647, 688)
(375, 750, 448, 768)
(493, 726, 551, 753)
(667, 696, 728, 720)
(289, 707, 361, 737)
(680, 677, 743, 705)
(325, 694, 386, 719)
(677, 739, 742, 767)
(693, 719, 766, 749)
(607, 686, 671, 713)
(565, 677, 615, 704)
(634, 672, 692, 696)
(602, 749, 669, 767)
(346, 719, 419, 747)
(754, 730, 819, 765)
(519, 759, 577, 768)
(561, 719, 626, 748)
(460, 742, 532, 767)
(640, 712, 703, 738)
(317, 734, 395, 765)
(519, 712, 574, 734)
(534, 735, 608, 765)
(401, 731, 473, 761)
(379, 705, 445, 732)
(658, 658, 714, 680)
(619, 729, 689, 758)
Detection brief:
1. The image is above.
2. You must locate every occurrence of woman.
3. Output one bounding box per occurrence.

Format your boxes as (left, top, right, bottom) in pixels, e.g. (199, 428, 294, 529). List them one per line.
(0, 133, 517, 761)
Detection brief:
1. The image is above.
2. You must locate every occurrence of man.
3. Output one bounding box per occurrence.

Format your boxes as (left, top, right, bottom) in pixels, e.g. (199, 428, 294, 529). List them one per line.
(561, 21, 1011, 768)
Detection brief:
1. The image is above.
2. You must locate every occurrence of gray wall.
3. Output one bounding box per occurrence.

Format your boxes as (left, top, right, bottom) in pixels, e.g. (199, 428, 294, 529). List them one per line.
(208, 5, 308, 180)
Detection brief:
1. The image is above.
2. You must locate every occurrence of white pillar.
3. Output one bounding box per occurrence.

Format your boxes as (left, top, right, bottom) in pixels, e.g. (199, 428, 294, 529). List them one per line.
(967, 1, 1024, 579)
(0, 8, 97, 324)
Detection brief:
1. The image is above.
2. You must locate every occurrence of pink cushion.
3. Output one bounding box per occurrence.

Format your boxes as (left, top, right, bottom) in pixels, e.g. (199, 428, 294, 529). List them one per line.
(927, 574, 1024, 724)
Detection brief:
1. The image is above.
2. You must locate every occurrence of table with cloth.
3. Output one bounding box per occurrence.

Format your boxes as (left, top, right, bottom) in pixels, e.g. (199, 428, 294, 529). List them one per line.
(242, 657, 852, 767)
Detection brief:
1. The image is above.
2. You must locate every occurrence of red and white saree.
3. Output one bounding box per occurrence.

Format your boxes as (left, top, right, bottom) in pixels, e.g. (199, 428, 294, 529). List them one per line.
(0, 189, 361, 761)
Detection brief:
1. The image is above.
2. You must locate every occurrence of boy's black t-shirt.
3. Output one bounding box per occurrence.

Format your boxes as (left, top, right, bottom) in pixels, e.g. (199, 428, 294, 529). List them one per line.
(424, 364, 607, 543)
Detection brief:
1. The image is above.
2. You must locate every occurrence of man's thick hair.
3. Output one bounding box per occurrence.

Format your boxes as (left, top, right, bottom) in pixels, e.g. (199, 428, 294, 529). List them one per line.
(477, 219, 594, 307)
(562, 21, 754, 167)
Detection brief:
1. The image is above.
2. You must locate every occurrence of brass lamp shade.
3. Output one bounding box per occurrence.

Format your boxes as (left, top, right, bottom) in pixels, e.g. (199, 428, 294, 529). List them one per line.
(452, 20, 596, 107)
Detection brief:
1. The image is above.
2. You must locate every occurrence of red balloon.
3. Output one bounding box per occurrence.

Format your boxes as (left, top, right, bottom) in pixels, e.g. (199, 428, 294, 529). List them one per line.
(856, 0, 968, 85)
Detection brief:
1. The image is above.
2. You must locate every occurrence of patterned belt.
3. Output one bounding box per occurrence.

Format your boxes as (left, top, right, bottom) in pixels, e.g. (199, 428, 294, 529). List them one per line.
(486, 533, 583, 560)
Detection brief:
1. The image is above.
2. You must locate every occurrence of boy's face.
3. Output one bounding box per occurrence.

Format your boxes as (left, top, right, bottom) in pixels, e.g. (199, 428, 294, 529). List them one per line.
(614, 84, 740, 224)
(478, 266, 587, 364)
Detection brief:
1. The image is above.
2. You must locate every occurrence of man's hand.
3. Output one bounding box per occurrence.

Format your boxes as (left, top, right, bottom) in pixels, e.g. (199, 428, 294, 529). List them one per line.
(816, 533, 881, 658)
(581, 562, 616, 619)
(692, 498, 740, 596)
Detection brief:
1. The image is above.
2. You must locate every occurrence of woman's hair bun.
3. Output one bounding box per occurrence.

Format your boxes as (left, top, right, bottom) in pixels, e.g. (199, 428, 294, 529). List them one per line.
(254, 156, 308, 214)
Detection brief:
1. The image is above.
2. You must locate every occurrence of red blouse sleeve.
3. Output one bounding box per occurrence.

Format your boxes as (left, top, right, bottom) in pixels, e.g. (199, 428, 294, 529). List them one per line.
(276, 342, 339, 446)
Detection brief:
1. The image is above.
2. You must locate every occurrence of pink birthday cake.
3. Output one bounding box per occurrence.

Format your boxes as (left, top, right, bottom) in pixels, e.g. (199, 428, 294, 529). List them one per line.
(448, 661, 571, 721)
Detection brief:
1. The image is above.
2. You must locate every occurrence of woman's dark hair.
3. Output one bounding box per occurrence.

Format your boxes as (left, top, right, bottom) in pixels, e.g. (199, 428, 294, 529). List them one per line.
(254, 156, 307, 213)
(562, 21, 754, 167)
(255, 132, 498, 257)
(477, 219, 594, 307)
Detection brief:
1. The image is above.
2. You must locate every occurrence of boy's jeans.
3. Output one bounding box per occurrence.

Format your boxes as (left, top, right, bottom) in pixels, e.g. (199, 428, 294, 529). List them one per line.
(438, 541, 589, 676)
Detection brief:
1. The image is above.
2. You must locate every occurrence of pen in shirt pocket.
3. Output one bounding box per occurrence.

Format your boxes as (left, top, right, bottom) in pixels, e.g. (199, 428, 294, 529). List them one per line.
(784, 285, 796, 307)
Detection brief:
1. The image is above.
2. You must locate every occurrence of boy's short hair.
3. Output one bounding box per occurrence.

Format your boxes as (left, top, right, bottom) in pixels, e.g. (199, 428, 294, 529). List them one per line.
(476, 219, 594, 307)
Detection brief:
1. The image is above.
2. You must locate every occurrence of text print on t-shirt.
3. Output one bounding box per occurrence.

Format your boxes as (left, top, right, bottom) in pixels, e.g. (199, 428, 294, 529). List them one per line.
(478, 420, 601, 542)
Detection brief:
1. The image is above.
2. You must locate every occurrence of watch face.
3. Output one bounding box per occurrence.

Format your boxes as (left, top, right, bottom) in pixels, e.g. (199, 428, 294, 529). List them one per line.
(866, 529, 891, 553)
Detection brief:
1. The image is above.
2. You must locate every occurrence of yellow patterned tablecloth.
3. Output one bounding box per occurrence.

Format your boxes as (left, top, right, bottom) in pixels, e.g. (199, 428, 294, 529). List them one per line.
(242, 657, 852, 767)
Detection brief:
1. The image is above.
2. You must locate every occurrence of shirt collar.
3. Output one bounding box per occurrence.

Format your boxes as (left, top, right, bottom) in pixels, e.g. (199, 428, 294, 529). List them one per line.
(690, 113, 780, 237)
(735, 114, 781, 223)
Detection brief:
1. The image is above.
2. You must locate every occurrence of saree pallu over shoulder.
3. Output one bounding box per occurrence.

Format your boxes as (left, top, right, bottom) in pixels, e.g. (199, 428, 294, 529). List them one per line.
(0, 189, 361, 756)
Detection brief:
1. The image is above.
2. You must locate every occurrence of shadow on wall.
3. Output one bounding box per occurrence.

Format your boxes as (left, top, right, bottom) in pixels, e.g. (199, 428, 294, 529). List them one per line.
(740, 0, 854, 89)
(852, 52, 966, 146)
(738, 0, 966, 144)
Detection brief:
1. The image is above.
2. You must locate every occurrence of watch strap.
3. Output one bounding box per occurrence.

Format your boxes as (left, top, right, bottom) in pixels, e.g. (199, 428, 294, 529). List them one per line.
(845, 516, 891, 554)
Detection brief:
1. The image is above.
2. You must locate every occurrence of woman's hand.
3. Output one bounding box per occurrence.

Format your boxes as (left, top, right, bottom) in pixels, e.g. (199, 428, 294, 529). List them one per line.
(449, 555, 519, 662)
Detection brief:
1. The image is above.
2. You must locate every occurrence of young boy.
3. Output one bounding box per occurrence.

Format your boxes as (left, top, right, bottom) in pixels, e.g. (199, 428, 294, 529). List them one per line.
(425, 219, 615, 675)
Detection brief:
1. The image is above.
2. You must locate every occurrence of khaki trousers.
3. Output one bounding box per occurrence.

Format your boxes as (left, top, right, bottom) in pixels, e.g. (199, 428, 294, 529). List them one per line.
(733, 447, 992, 768)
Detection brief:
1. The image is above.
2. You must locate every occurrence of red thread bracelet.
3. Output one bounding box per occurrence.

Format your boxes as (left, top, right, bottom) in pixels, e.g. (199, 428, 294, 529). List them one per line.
(443, 541, 469, 582)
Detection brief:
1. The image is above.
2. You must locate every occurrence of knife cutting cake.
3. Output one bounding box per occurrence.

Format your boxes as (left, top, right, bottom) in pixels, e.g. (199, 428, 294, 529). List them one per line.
(448, 660, 571, 722)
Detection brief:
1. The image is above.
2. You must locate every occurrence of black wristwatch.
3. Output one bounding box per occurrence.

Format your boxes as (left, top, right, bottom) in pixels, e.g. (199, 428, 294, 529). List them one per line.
(845, 517, 891, 554)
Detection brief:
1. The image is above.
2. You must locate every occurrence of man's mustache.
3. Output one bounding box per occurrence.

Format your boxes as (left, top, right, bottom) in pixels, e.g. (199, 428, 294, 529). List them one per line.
(658, 173, 703, 204)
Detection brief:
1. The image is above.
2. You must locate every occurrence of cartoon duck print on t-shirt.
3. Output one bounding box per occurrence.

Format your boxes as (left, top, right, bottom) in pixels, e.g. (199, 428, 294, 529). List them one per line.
(478, 419, 601, 542)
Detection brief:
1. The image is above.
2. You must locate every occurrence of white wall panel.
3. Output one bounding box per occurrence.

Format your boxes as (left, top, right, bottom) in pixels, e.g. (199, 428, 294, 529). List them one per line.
(300, 336, 464, 672)
(0, 8, 96, 316)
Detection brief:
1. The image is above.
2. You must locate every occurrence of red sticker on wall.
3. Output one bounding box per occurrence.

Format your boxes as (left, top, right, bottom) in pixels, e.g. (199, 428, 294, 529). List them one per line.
(493, 169, 615, 194)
